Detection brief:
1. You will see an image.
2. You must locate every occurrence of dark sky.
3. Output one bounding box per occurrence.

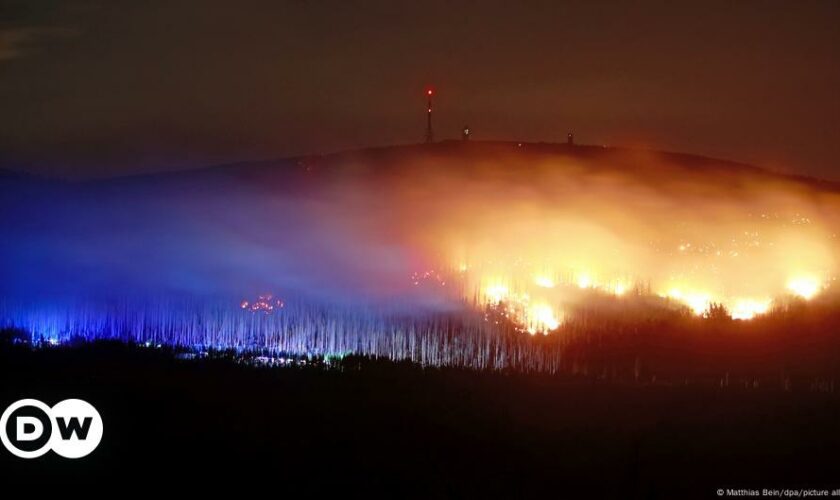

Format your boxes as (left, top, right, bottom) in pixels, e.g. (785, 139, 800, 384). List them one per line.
(1, 0, 839, 179)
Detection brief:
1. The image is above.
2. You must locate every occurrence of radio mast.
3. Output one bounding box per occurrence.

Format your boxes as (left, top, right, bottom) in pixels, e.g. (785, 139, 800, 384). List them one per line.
(425, 88, 434, 143)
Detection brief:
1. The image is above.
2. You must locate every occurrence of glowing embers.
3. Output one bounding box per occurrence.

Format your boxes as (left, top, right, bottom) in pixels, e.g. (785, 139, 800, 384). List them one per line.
(664, 288, 712, 316)
(729, 298, 772, 320)
(484, 283, 510, 303)
(481, 282, 563, 335)
(240, 294, 285, 314)
(662, 287, 773, 320)
(411, 269, 448, 287)
(476, 271, 639, 334)
(526, 302, 561, 334)
(786, 276, 822, 300)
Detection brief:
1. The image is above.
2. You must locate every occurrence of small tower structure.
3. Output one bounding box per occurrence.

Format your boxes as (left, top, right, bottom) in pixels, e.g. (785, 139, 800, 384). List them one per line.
(425, 89, 434, 143)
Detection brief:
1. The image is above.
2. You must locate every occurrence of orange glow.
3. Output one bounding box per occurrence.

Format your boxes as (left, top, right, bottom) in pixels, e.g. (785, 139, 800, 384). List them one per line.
(730, 298, 772, 320)
(526, 303, 561, 334)
(534, 275, 555, 288)
(350, 148, 838, 329)
(787, 276, 821, 300)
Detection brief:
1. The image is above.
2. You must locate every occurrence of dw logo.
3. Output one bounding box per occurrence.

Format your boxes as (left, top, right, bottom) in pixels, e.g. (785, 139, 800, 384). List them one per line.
(0, 399, 103, 459)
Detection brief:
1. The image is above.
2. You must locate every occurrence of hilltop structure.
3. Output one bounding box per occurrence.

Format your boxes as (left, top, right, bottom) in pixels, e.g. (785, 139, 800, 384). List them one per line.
(425, 89, 434, 143)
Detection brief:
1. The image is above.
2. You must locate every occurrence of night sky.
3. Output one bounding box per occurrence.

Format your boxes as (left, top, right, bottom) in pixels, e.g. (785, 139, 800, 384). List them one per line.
(1, 0, 839, 179)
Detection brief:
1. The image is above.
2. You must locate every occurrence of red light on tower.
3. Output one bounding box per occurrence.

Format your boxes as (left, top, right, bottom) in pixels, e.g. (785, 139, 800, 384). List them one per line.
(425, 87, 434, 143)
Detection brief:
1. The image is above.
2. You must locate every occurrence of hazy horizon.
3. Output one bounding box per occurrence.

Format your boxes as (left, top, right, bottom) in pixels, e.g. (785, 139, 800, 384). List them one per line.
(2, 1, 839, 180)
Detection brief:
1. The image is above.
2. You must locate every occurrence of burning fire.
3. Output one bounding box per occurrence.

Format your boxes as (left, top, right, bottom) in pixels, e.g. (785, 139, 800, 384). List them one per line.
(534, 275, 555, 288)
(240, 294, 285, 314)
(526, 303, 560, 334)
(663, 288, 712, 315)
(458, 224, 835, 330)
(472, 263, 825, 331)
(787, 276, 821, 300)
(383, 152, 840, 331)
(730, 298, 772, 320)
(477, 279, 563, 334)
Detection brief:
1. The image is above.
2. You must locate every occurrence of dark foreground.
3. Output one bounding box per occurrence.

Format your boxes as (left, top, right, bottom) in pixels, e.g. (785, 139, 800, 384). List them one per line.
(1, 342, 838, 498)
